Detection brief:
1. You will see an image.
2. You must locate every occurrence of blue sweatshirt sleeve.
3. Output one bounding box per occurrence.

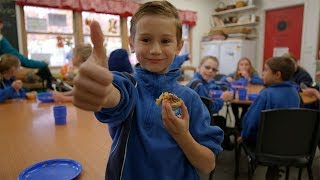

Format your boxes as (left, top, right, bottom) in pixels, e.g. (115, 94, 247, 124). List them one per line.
(188, 93, 224, 155)
(11, 88, 26, 99)
(169, 54, 189, 70)
(241, 93, 267, 140)
(0, 86, 15, 102)
(94, 72, 138, 128)
(250, 72, 264, 85)
(212, 98, 224, 113)
(191, 80, 225, 113)
(0, 37, 47, 69)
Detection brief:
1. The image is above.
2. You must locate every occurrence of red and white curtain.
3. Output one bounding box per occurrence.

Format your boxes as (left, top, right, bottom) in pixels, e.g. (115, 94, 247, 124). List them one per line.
(16, 0, 197, 26)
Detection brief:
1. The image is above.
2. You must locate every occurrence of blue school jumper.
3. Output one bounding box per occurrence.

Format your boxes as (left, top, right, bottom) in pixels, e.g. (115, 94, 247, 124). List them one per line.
(241, 81, 300, 142)
(0, 78, 26, 102)
(95, 67, 223, 180)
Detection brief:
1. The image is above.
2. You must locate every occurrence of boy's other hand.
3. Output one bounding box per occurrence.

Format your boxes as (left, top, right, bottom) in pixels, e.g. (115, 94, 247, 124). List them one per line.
(73, 21, 114, 111)
(161, 100, 190, 139)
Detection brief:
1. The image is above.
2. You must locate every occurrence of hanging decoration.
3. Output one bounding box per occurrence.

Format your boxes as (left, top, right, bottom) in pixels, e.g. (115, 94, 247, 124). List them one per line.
(16, 0, 197, 26)
(108, 18, 118, 34)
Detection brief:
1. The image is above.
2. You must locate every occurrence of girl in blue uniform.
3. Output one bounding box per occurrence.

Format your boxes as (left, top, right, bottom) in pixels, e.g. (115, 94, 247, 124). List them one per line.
(222, 57, 263, 85)
(187, 56, 233, 113)
(72, 1, 224, 180)
(222, 57, 264, 131)
(0, 54, 25, 102)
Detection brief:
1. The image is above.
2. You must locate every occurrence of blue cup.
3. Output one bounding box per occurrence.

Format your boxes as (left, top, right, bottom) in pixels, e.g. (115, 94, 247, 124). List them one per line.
(238, 88, 247, 101)
(53, 105, 67, 125)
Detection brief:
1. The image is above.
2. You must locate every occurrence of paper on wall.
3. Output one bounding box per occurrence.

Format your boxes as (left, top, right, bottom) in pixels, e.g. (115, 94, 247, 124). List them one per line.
(273, 47, 289, 57)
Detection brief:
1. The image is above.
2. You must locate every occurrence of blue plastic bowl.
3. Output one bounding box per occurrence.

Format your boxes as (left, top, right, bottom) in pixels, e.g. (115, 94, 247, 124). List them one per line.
(37, 92, 54, 103)
(248, 93, 259, 101)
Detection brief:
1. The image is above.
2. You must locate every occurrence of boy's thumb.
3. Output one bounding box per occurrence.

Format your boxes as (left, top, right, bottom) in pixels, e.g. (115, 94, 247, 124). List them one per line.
(90, 21, 107, 67)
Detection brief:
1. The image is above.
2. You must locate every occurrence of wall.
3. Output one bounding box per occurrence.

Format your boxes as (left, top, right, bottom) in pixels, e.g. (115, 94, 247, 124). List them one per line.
(256, 0, 320, 78)
(172, 0, 320, 79)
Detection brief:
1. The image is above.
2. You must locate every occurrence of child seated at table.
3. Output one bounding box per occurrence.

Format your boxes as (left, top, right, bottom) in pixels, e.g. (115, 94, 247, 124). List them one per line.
(282, 52, 313, 88)
(239, 56, 300, 145)
(52, 44, 92, 102)
(0, 54, 26, 102)
(221, 57, 264, 131)
(186, 55, 233, 113)
(239, 56, 301, 179)
(222, 57, 263, 85)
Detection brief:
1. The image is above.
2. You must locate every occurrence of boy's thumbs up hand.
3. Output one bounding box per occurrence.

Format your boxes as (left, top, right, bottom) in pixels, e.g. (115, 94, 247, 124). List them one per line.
(89, 21, 107, 67)
(73, 21, 120, 111)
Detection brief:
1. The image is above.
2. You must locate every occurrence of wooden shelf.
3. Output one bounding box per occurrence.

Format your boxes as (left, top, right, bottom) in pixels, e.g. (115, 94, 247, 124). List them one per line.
(212, 21, 257, 30)
(213, 5, 256, 15)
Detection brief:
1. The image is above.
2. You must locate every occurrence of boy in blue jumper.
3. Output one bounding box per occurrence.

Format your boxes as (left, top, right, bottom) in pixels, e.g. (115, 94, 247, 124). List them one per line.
(0, 54, 26, 102)
(72, 1, 223, 179)
(240, 57, 300, 144)
(239, 56, 300, 179)
(187, 56, 233, 113)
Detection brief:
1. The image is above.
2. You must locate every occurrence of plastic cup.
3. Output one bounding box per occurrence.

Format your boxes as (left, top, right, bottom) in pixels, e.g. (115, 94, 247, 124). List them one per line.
(238, 88, 247, 101)
(53, 105, 67, 125)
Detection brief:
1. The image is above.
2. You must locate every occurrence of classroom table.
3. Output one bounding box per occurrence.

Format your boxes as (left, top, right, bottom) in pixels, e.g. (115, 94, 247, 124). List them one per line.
(0, 99, 111, 179)
(230, 84, 317, 105)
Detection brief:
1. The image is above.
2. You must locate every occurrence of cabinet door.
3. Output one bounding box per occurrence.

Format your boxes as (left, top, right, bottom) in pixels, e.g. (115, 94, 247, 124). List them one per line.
(200, 41, 221, 58)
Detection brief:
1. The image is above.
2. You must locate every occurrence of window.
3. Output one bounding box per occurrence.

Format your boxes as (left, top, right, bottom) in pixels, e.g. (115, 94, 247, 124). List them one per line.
(24, 6, 74, 66)
(180, 24, 190, 56)
(126, 16, 138, 65)
(82, 12, 122, 57)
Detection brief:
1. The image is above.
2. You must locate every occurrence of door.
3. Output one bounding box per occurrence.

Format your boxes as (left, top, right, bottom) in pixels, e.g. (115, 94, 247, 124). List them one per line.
(263, 5, 304, 65)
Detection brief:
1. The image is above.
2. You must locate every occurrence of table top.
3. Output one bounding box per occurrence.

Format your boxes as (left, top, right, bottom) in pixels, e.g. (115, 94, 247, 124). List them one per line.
(230, 84, 317, 105)
(0, 99, 111, 179)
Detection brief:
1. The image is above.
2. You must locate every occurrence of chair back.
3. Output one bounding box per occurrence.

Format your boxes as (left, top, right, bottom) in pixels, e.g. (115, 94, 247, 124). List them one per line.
(255, 108, 320, 166)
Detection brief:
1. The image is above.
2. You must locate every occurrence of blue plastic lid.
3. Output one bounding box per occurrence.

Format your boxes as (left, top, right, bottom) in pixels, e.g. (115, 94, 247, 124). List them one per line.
(18, 159, 82, 180)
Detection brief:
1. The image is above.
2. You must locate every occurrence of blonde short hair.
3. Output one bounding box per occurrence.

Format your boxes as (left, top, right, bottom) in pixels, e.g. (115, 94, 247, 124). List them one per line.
(73, 44, 92, 64)
(0, 54, 20, 74)
(130, 1, 182, 43)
